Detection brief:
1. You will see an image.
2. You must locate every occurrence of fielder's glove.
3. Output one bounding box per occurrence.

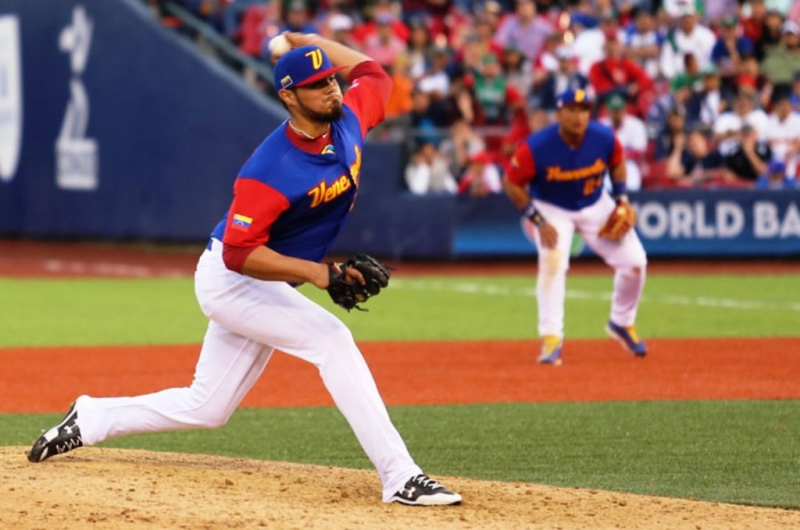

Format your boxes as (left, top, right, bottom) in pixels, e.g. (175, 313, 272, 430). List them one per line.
(326, 254, 391, 311)
(598, 199, 637, 241)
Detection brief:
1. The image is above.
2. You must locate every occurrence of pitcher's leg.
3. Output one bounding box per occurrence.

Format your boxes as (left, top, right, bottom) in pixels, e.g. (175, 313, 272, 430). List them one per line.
(77, 321, 272, 446)
(208, 280, 422, 501)
(314, 326, 423, 501)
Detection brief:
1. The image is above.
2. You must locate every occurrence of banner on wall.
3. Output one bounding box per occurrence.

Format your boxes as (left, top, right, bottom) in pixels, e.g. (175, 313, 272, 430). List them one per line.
(0, 15, 22, 183)
(450, 190, 800, 258)
(633, 190, 800, 255)
(56, 5, 98, 191)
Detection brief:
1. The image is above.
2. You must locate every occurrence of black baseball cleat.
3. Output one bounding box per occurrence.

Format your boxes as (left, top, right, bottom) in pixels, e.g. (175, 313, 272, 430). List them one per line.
(389, 474, 462, 506)
(27, 402, 83, 463)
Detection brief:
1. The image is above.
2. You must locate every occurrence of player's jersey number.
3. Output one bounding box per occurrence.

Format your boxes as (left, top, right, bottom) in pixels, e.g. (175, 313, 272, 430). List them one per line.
(583, 175, 604, 196)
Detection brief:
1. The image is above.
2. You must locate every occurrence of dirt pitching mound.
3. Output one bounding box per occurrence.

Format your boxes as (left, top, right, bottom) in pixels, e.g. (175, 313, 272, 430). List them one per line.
(2, 447, 798, 530)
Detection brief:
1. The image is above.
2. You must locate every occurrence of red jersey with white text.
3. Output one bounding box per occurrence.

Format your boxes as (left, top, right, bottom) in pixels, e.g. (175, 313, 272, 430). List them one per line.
(506, 122, 623, 211)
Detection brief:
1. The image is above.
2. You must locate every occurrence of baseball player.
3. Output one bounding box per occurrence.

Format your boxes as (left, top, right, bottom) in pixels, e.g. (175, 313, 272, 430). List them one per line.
(27, 33, 461, 507)
(503, 88, 648, 365)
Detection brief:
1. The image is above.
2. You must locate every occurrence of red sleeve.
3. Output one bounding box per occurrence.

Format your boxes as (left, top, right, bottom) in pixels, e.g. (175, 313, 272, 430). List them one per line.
(222, 244, 257, 274)
(505, 142, 537, 186)
(610, 136, 625, 168)
(343, 61, 393, 137)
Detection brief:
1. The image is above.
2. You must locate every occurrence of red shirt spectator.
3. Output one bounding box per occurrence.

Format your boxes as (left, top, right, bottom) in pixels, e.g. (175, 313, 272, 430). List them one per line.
(588, 31, 655, 118)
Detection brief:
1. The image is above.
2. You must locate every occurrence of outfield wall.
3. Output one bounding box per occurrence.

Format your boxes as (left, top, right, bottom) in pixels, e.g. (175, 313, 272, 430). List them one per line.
(0, 1, 798, 258)
(0, 0, 284, 239)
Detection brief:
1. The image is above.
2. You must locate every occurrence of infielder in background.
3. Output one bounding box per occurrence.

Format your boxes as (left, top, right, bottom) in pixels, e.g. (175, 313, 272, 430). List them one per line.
(503, 88, 648, 365)
(28, 33, 461, 507)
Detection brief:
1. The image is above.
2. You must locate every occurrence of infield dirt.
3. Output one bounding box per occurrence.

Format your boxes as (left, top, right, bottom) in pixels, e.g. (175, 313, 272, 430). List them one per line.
(2, 447, 799, 530)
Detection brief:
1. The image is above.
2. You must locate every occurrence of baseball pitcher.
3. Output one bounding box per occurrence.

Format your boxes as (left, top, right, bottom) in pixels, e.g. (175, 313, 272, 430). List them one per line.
(28, 33, 461, 507)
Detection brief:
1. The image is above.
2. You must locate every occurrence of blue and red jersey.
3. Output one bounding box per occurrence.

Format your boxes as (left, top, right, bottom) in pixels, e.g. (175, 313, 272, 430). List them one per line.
(210, 61, 391, 266)
(506, 122, 624, 211)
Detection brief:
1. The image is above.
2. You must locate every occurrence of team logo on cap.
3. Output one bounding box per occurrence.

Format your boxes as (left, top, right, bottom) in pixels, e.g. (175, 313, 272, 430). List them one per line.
(575, 89, 585, 102)
(281, 75, 293, 89)
(305, 48, 323, 69)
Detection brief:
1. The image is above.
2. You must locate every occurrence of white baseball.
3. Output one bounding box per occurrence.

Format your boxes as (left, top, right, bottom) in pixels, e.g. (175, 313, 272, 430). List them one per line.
(268, 34, 292, 59)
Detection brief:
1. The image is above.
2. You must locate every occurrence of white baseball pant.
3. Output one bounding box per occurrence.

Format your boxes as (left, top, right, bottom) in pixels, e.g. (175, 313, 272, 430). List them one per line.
(74, 239, 422, 501)
(526, 193, 647, 338)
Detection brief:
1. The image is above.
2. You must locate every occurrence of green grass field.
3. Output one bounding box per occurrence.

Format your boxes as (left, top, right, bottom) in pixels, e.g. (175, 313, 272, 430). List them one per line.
(1, 273, 798, 509)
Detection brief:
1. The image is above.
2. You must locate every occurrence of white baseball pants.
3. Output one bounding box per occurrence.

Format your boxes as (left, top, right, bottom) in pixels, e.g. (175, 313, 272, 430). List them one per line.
(528, 194, 648, 338)
(74, 239, 421, 501)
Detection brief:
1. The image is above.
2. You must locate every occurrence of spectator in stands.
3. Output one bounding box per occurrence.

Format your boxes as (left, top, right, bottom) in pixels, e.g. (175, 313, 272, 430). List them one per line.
(234, 2, 277, 57)
(761, 20, 800, 91)
(721, 123, 771, 185)
(325, 13, 359, 49)
(765, 91, 800, 177)
(385, 53, 415, 120)
(686, 65, 730, 132)
(713, 91, 769, 157)
(363, 12, 408, 69)
(742, 0, 769, 53)
(647, 76, 694, 157)
(504, 44, 534, 99)
(531, 31, 564, 88)
(223, 0, 266, 40)
(620, 8, 664, 80)
(651, 103, 688, 161)
(497, 107, 550, 173)
(472, 13, 505, 64)
(704, 0, 739, 24)
(569, 12, 606, 76)
(405, 17, 433, 81)
(735, 55, 772, 108)
(400, 0, 450, 41)
(280, 0, 319, 34)
(457, 151, 503, 196)
(599, 94, 648, 191)
(408, 88, 449, 148)
(659, 3, 716, 79)
(417, 43, 454, 102)
(790, 1, 800, 24)
(755, 160, 795, 189)
(711, 14, 755, 81)
(754, 7, 786, 61)
(588, 29, 656, 117)
(453, 32, 485, 82)
(439, 118, 487, 178)
(405, 141, 459, 195)
(532, 45, 590, 113)
(464, 53, 523, 126)
(790, 71, 800, 112)
(665, 128, 725, 187)
(493, 0, 554, 63)
(262, 0, 319, 59)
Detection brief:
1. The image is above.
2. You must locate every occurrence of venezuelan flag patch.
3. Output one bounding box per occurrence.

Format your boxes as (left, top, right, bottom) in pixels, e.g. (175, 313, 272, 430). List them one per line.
(231, 213, 253, 232)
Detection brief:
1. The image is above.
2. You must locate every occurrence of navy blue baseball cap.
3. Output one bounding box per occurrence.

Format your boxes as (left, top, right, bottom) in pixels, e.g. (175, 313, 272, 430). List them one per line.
(274, 45, 346, 90)
(556, 88, 594, 108)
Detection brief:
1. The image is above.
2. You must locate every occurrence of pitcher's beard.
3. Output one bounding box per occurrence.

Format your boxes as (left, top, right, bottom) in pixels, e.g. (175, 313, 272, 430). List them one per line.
(303, 101, 343, 123)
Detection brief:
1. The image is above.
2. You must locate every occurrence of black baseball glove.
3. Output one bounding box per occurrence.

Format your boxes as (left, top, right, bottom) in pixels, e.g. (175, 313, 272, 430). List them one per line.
(326, 254, 391, 311)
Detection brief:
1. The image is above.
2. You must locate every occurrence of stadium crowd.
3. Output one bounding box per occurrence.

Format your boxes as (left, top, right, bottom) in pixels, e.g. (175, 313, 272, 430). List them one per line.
(152, 0, 800, 193)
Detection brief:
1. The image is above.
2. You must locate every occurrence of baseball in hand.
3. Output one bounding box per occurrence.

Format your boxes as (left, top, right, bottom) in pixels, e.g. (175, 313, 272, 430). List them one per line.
(268, 34, 291, 59)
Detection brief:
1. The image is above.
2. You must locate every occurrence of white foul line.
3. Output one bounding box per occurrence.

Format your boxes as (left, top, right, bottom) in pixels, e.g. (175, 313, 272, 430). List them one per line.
(390, 279, 800, 312)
